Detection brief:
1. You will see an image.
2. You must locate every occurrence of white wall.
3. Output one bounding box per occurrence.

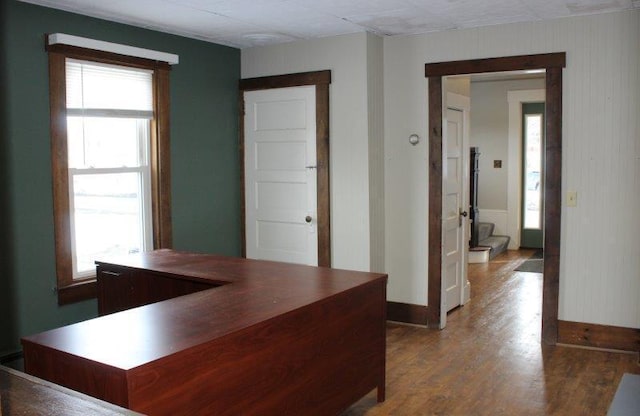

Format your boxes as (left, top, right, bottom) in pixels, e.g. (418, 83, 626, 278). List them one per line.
(470, 78, 545, 210)
(241, 33, 372, 272)
(447, 77, 471, 97)
(242, 10, 640, 329)
(384, 10, 640, 328)
(471, 78, 545, 246)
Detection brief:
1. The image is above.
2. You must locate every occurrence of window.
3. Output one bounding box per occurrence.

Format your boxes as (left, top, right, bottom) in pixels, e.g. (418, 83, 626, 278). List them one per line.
(48, 40, 172, 304)
(522, 109, 544, 231)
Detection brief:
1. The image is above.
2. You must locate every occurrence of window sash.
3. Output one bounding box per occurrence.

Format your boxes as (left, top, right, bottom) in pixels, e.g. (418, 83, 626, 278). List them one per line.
(66, 58, 154, 112)
(65, 63, 153, 279)
(69, 166, 153, 279)
(66, 116, 150, 170)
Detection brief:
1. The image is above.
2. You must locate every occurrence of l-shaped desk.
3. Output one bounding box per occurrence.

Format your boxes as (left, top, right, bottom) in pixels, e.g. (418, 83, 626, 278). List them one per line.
(22, 250, 387, 415)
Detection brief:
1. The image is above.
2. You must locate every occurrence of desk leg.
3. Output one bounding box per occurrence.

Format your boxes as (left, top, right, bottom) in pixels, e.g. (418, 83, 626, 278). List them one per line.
(377, 384, 386, 402)
(377, 360, 386, 402)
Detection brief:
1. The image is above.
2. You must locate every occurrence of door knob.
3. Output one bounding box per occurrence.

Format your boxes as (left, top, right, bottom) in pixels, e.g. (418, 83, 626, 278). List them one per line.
(305, 215, 312, 223)
(458, 210, 467, 227)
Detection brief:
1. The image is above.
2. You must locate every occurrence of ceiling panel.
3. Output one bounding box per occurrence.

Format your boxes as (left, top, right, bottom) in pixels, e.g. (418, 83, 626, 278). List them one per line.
(18, 0, 640, 48)
(292, 0, 413, 18)
(349, 7, 455, 35)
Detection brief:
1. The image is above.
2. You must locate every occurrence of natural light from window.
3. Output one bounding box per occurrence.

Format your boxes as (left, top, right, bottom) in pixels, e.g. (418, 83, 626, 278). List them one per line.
(523, 114, 542, 230)
(66, 59, 154, 279)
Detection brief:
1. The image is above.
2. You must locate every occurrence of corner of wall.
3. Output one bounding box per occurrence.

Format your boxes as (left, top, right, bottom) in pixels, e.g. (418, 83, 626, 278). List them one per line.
(366, 33, 385, 273)
(0, 0, 18, 355)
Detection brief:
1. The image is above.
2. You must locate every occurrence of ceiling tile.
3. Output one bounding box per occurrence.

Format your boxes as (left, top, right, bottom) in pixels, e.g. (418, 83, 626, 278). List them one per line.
(566, 0, 633, 14)
(349, 7, 455, 35)
(519, 0, 574, 19)
(209, 0, 362, 38)
(413, 0, 535, 28)
(292, 0, 413, 18)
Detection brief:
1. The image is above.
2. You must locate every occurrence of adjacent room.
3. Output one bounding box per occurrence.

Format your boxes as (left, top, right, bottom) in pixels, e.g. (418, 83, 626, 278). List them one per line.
(1, 0, 639, 414)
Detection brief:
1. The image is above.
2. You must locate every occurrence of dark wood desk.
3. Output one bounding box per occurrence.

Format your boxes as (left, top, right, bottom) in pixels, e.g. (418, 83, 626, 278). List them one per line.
(0, 365, 141, 415)
(22, 250, 387, 415)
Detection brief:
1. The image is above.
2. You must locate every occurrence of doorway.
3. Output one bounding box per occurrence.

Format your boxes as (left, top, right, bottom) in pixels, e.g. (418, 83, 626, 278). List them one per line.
(243, 86, 319, 265)
(239, 70, 332, 267)
(425, 53, 566, 344)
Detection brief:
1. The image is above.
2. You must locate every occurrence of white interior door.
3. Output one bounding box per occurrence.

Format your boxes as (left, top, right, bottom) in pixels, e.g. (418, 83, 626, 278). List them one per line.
(244, 86, 318, 266)
(441, 100, 470, 326)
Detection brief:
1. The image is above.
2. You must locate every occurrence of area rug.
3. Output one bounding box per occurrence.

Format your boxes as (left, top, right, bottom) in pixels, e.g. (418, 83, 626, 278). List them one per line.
(514, 250, 543, 273)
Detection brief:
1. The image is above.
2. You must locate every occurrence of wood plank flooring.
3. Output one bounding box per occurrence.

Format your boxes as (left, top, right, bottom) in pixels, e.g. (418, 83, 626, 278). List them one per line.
(344, 249, 640, 416)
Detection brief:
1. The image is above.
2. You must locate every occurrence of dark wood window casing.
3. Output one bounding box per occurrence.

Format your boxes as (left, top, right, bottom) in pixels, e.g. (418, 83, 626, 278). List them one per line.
(46, 36, 173, 305)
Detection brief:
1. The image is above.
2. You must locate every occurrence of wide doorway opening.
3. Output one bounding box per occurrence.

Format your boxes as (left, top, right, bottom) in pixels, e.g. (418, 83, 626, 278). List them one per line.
(425, 53, 566, 344)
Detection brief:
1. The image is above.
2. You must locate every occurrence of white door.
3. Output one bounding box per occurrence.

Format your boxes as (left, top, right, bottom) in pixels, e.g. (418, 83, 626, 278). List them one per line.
(441, 101, 470, 326)
(244, 86, 318, 266)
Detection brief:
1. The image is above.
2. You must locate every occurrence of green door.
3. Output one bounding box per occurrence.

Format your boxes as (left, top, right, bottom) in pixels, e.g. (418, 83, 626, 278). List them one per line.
(520, 102, 544, 248)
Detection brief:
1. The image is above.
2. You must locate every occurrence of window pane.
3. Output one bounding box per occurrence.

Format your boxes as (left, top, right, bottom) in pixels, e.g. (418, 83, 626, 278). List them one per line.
(72, 173, 147, 277)
(66, 59, 153, 111)
(524, 114, 542, 229)
(67, 117, 149, 169)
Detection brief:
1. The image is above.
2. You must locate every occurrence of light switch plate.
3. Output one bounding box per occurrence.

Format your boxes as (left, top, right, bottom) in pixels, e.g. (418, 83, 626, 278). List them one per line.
(567, 191, 577, 207)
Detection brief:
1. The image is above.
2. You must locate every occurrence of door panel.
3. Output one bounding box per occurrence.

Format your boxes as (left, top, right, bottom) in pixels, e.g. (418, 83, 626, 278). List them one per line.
(255, 99, 307, 130)
(443, 107, 466, 314)
(244, 86, 318, 265)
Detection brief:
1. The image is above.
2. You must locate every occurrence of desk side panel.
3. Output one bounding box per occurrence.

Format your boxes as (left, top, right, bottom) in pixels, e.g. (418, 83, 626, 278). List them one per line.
(0, 365, 141, 415)
(128, 279, 387, 416)
(21, 341, 130, 408)
(97, 265, 217, 316)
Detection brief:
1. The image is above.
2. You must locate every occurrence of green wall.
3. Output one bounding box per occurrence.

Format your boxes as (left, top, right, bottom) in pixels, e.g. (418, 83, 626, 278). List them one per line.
(0, 1, 241, 355)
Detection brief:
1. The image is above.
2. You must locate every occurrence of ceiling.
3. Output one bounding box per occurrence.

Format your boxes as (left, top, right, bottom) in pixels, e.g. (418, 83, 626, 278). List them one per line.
(19, 0, 639, 49)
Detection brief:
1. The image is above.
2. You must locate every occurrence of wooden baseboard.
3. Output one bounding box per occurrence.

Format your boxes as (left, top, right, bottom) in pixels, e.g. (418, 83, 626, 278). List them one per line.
(387, 301, 429, 326)
(558, 320, 640, 352)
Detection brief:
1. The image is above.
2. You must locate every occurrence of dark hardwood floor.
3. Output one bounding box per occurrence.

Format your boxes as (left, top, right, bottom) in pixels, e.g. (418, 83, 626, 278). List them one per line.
(344, 249, 640, 415)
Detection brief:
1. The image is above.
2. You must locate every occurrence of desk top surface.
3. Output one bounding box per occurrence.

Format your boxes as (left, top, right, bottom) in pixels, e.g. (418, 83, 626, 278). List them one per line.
(22, 250, 387, 371)
(0, 365, 141, 415)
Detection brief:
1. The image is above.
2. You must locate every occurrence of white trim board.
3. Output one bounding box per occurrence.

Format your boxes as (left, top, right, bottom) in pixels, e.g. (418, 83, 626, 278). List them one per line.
(48, 33, 179, 64)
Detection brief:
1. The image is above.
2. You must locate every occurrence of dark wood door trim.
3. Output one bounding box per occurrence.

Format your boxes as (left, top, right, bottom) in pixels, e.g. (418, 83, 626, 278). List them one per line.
(425, 53, 566, 77)
(425, 53, 566, 345)
(239, 70, 331, 91)
(542, 66, 563, 344)
(427, 76, 443, 327)
(239, 70, 332, 267)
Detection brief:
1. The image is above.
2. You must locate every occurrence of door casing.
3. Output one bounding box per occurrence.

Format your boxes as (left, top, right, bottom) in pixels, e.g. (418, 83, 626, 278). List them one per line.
(239, 71, 332, 267)
(425, 53, 566, 344)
